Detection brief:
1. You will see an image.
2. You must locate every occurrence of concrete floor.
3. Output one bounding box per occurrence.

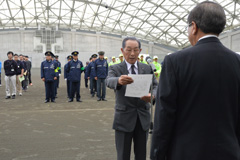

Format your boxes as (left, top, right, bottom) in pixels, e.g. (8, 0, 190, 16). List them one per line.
(0, 69, 152, 160)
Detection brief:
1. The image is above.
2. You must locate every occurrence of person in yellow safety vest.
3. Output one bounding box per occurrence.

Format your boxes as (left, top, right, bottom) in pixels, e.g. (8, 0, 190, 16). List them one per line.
(118, 53, 124, 63)
(153, 56, 161, 79)
(108, 56, 118, 66)
(139, 54, 147, 64)
(104, 56, 108, 62)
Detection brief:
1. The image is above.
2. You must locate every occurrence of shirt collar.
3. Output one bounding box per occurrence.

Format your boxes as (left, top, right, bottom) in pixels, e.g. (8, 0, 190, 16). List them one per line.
(198, 35, 218, 42)
(125, 60, 138, 71)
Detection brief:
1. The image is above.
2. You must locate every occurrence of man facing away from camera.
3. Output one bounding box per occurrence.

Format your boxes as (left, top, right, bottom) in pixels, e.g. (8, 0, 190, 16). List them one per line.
(150, 1, 240, 160)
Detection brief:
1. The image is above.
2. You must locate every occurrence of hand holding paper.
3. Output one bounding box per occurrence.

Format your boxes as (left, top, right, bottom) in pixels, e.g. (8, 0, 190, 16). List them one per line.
(125, 74, 152, 98)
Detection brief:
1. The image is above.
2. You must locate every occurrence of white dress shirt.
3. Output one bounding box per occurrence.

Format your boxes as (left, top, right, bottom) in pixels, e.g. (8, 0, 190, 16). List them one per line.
(125, 60, 138, 74)
(198, 35, 218, 41)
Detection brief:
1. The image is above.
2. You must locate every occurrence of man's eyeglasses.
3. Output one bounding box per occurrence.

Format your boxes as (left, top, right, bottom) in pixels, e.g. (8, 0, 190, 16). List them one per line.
(185, 23, 193, 31)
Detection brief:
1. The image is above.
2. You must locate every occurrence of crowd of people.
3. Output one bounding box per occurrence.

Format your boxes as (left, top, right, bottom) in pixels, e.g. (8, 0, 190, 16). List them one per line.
(2, 52, 32, 99)
(40, 50, 162, 103)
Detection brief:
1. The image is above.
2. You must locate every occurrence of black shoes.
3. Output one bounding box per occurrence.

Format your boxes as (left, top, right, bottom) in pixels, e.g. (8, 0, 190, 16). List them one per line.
(102, 98, 107, 101)
(68, 99, 73, 102)
(77, 99, 82, 102)
(51, 100, 56, 103)
(97, 98, 101, 101)
(45, 100, 49, 103)
(5, 96, 11, 99)
(12, 95, 15, 99)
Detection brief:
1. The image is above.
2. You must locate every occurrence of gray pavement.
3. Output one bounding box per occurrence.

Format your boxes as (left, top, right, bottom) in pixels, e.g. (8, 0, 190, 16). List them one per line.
(0, 69, 151, 160)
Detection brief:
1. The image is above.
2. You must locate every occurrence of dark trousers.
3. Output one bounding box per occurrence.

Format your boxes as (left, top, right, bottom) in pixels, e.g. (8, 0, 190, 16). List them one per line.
(85, 78, 88, 88)
(90, 78, 97, 95)
(54, 77, 59, 97)
(56, 76, 60, 88)
(28, 70, 32, 84)
(44, 81, 55, 101)
(70, 81, 80, 100)
(115, 116, 148, 160)
(66, 80, 70, 98)
(0, 73, 1, 84)
(22, 75, 28, 90)
(97, 78, 106, 99)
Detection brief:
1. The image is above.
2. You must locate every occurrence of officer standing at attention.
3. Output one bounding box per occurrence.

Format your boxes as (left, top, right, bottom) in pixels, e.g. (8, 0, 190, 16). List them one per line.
(118, 54, 124, 63)
(108, 56, 118, 66)
(139, 54, 147, 64)
(53, 55, 61, 98)
(4, 51, 18, 99)
(41, 51, 58, 103)
(66, 51, 84, 102)
(84, 61, 90, 88)
(54, 55, 61, 88)
(152, 56, 161, 80)
(87, 54, 98, 97)
(94, 51, 108, 101)
(14, 54, 24, 96)
(64, 55, 72, 98)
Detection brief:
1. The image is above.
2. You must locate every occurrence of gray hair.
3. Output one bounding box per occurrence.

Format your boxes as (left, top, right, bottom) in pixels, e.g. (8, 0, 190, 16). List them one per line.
(122, 37, 141, 49)
(188, 1, 226, 35)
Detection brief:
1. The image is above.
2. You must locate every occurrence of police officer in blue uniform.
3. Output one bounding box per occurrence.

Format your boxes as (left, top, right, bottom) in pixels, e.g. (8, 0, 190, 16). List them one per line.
(64, 55, 72, 98)
(53, 55, 61, 98)
(87, 54, 98, 97)
(94, 51, 108, 101)
(41, 51, 58, 103)
(66, 51, 84, 102)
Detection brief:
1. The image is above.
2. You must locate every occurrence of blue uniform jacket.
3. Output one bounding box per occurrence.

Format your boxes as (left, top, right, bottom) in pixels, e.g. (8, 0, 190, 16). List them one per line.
(66, 59, 84, 82)
(64, 63, 69, 80)
(84, 65, 89, 79)
(0, 61, 2, 73)
(94, 58, 108, 79)
(41, 60, 58, 81)
(86, 62, 96, 79)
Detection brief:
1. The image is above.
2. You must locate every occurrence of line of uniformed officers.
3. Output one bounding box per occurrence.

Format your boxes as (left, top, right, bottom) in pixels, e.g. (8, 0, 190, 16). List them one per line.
(41, 50, 162, 103)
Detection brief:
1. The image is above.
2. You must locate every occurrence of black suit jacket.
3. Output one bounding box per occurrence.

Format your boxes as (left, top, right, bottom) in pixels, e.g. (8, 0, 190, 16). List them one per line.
(150, 37, 240, 160)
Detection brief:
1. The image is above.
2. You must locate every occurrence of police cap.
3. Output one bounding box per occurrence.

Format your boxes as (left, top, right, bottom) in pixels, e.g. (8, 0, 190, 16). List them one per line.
(91, 54, 98, 58)
(72, 51, 79, 56)
(45, 51, 54, 57)
(55, 55, 59, 58)
(98, 51, 105, 55)
(67, 55, 73, 60)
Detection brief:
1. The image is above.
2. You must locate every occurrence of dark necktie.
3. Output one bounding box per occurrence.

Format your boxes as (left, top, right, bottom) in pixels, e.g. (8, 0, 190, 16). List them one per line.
(131, 64, 136, 74)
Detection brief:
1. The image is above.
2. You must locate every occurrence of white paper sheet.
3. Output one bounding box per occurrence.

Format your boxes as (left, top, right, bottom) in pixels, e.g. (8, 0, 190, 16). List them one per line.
(125, 74, 152, 98)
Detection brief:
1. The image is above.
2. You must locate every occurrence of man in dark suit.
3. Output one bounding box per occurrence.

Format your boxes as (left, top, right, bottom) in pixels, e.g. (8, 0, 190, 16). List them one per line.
(150, 1, 240, 160)
(106, 37, 158, 160)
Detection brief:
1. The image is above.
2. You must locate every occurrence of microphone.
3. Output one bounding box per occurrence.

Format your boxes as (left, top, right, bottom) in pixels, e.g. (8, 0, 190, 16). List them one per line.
(145, 56, 156, 72)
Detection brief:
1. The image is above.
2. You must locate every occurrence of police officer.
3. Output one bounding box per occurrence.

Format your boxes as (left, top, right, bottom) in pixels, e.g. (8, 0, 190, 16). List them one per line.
(87, 54, 98, 97)
(84, 61, 90, 88)
(139, 54, 147, 64)
(108, 56, 118, 66)
(94, 51, 108, 101)
(152, 56, 162, 80)
(54, 55, 61, 88)
(66, 51, 84, 102)
(41, 51, 58, 103)
(118, 53, 124, 63)
(64, 55, 72, 98)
